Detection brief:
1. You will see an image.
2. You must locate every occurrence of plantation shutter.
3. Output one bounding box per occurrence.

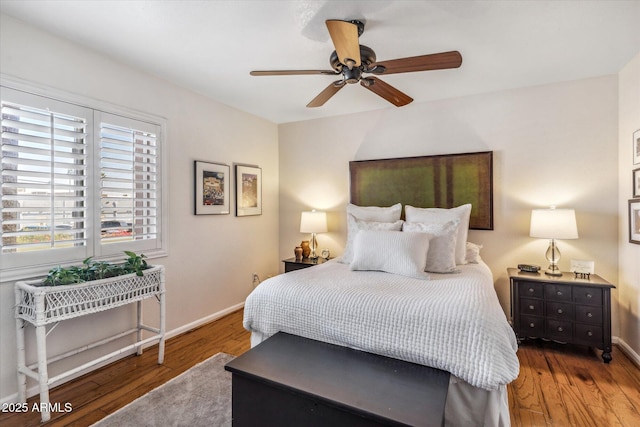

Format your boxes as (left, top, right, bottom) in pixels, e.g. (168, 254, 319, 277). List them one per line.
(1, 87, 92, 266)
(96, 112, 160, 255)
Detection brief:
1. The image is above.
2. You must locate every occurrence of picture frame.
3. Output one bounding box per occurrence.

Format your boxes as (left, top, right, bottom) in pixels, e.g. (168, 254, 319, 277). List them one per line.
(235, 164, 262, 216)
(350, 151, 493, 229)
(634, 129, 640, 165)
(634, 168, 640, 198)
(194, 161, 230, 215)
(629, 198, 640, 245)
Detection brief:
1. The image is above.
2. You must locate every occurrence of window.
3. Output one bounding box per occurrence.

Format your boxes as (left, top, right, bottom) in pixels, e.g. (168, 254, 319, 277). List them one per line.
(1, 85, 165, 279)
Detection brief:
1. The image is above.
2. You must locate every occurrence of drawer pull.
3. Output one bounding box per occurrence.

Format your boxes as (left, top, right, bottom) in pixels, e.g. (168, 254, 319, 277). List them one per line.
(586, 293, 592, 299)
(587, 312, 593, 318)
(529, 323, 535, 328)
(557, 308, 563, 314)
(556, 291, 563, 296)
(557, 326, 564, 332)
(529, 305, 535, 310)
(528, 288, 535, 293)
(587, 331, 593, 337)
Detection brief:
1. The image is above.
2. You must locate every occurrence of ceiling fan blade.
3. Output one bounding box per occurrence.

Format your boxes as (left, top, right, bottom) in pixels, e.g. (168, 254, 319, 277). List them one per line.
(250, 70, 338, 76)
(375, 51, 462, 75)
(307, 81, 345, 108)
(360, 77, 413, 107)
(326, 20, 361, 68)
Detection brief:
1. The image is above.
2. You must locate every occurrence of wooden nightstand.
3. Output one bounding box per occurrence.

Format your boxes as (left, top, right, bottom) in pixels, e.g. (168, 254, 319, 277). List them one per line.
(283, 257, 329, 273)
(508, 268, 615, 363)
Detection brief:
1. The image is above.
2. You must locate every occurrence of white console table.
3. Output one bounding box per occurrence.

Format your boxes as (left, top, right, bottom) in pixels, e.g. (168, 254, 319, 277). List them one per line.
(14, 265, 165, 422)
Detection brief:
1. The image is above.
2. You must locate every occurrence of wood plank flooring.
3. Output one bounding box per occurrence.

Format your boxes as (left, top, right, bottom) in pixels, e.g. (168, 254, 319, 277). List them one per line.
(1, 309, 639, 426)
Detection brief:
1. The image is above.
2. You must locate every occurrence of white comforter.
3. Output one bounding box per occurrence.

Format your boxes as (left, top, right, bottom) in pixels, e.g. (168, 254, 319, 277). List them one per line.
(243, 260, 519, 391)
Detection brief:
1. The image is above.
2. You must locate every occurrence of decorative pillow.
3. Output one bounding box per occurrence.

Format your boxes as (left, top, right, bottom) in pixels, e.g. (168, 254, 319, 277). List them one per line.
(340, 214, 404, 264)
(346, 203, 402, 222)
(349, 230, 430, 280)
(402, 219, 459, 273)
(405, 204, 472, 265)
(339, 203, 403, 265)
(466, 242, 483, 264)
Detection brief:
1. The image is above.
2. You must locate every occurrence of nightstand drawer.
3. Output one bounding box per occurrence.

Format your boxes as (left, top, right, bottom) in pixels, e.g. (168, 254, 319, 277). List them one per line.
(574, 287, 602, 305)
(575, 323, 603, 344)
(575, 305, 602, 324)
(519, 298, 543, 316)
(546, 302, 573, 320)
(546, 320, 572, 341)
(518, 282, 543, 299)
(545, 284, 572, 302)
(519, 315, 544, 337)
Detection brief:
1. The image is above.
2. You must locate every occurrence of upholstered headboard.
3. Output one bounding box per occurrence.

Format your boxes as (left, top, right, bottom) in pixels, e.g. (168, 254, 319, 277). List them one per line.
(349, 151, 493, 230)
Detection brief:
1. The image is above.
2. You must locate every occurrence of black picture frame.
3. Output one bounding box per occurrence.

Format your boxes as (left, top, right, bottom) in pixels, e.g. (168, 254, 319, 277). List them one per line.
(630, 198, 640, 245)
(194, 161, 230, 215)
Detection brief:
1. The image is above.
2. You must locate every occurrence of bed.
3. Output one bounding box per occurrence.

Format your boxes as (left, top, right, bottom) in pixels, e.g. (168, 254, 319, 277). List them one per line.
(244, 201, 519, 426)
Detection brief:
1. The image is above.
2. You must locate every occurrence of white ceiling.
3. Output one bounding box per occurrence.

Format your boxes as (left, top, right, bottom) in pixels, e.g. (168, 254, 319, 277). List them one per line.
(1, 0, 639, 124)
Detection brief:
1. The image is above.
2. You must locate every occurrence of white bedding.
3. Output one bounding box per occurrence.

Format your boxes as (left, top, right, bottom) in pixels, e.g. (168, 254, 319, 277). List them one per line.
(243, 259, 519, 391)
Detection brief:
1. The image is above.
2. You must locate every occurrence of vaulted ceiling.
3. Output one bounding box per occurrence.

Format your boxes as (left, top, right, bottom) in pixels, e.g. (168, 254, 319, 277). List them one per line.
(1, 0, 639, 124)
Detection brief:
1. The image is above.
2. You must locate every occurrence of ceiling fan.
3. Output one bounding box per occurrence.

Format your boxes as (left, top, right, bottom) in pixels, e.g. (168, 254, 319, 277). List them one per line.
(250, 19, 462, 108)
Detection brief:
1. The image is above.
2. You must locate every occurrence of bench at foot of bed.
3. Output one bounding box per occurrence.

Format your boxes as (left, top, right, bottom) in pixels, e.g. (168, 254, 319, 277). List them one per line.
(224, 332, 450, 427)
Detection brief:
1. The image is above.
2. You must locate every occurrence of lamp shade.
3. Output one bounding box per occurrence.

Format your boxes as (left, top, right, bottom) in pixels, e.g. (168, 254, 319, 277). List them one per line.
(300, 211, 328, 233)
(530, 208, 578, 239)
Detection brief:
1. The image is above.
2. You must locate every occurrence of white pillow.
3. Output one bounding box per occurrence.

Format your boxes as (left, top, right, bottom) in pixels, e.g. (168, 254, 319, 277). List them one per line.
(349, 230, 430, 280)
(466, 242, 483, 264)
(339, 203, 403, 264)
(402, 220, 459, 273)
(346, 203, 402, 222)
(340, 214, 404, 264)
(405, 204, 472, 265)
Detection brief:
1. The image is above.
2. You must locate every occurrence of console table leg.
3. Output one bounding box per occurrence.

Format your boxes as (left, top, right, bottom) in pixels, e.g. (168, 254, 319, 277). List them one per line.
(35, 324, 51, 422)
(602, 350, 612, 363)
(136, 300, 143, 356)
(15, 318, 27, 402)
(158, 289, 166, 364)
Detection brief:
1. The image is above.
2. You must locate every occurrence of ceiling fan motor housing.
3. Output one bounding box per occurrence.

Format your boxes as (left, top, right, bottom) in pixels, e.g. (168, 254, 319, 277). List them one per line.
(329, 45, 376, 74)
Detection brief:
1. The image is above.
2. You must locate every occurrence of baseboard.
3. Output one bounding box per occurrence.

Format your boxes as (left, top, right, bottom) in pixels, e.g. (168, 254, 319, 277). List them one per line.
(614, 336, 640, 368)
(164, 301, 245, 340)
(0, 302, 245, 405)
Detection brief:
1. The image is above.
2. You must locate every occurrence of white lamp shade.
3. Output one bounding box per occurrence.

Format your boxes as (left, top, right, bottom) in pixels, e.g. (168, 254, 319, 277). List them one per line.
(300, 211, 328, 233)
(530, 208, 578, 239)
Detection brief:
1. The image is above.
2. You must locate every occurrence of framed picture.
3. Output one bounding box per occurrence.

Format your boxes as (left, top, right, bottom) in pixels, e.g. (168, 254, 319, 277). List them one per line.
(194, 161, 230, 215)
(630, 198, 640, 244)
(634, 129, 640, 165)
(350, 151, 493, 229)
(235, 164, 262, 216)
(634, 168, 640, 198)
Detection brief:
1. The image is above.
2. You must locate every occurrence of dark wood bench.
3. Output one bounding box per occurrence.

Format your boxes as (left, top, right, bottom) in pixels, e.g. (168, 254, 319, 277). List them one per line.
(224, 332, 450, 427)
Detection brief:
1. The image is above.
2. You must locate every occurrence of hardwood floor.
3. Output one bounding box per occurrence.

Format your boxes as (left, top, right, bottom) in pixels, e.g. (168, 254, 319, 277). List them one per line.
(1, 309, 639, 426)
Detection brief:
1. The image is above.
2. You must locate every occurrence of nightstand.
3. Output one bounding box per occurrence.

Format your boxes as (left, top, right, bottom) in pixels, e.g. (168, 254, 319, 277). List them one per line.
(283, 257, 328, 273)
(508, 268, 615, 363)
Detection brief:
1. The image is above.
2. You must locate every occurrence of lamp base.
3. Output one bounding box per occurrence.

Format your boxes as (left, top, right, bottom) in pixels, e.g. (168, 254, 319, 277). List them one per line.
(545, 264, 562, 276)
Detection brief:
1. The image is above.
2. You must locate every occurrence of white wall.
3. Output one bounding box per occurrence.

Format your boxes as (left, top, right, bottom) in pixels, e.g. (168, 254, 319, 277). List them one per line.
(278, 76, 620, 328)
(618, 52, 640, 361)
(0, 14, 279, 401)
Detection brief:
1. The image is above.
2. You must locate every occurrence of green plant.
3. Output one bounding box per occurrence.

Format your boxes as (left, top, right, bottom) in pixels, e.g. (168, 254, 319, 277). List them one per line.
(39, 252, 149, 286)
(123, 251, 148, 276)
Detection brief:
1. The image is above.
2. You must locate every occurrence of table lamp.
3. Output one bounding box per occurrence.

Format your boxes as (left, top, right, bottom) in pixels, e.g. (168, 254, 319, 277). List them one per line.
(529, 207, 578, 276)
(300, 210, 327, 259)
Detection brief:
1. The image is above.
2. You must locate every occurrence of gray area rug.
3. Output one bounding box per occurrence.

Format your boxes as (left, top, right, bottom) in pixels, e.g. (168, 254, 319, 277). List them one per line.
(93, 353, 234, 427)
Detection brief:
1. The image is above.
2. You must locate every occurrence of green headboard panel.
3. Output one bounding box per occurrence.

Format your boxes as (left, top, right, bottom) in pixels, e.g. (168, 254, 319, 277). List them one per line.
(350, 151, 493, 230)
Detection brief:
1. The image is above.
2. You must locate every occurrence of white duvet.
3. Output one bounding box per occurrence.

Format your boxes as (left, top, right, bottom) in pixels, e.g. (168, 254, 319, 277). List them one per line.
(243, 259, 519, 391)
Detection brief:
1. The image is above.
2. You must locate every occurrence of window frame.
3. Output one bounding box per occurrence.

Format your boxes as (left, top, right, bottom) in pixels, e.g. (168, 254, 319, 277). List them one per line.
(1, 76, 168, 282)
